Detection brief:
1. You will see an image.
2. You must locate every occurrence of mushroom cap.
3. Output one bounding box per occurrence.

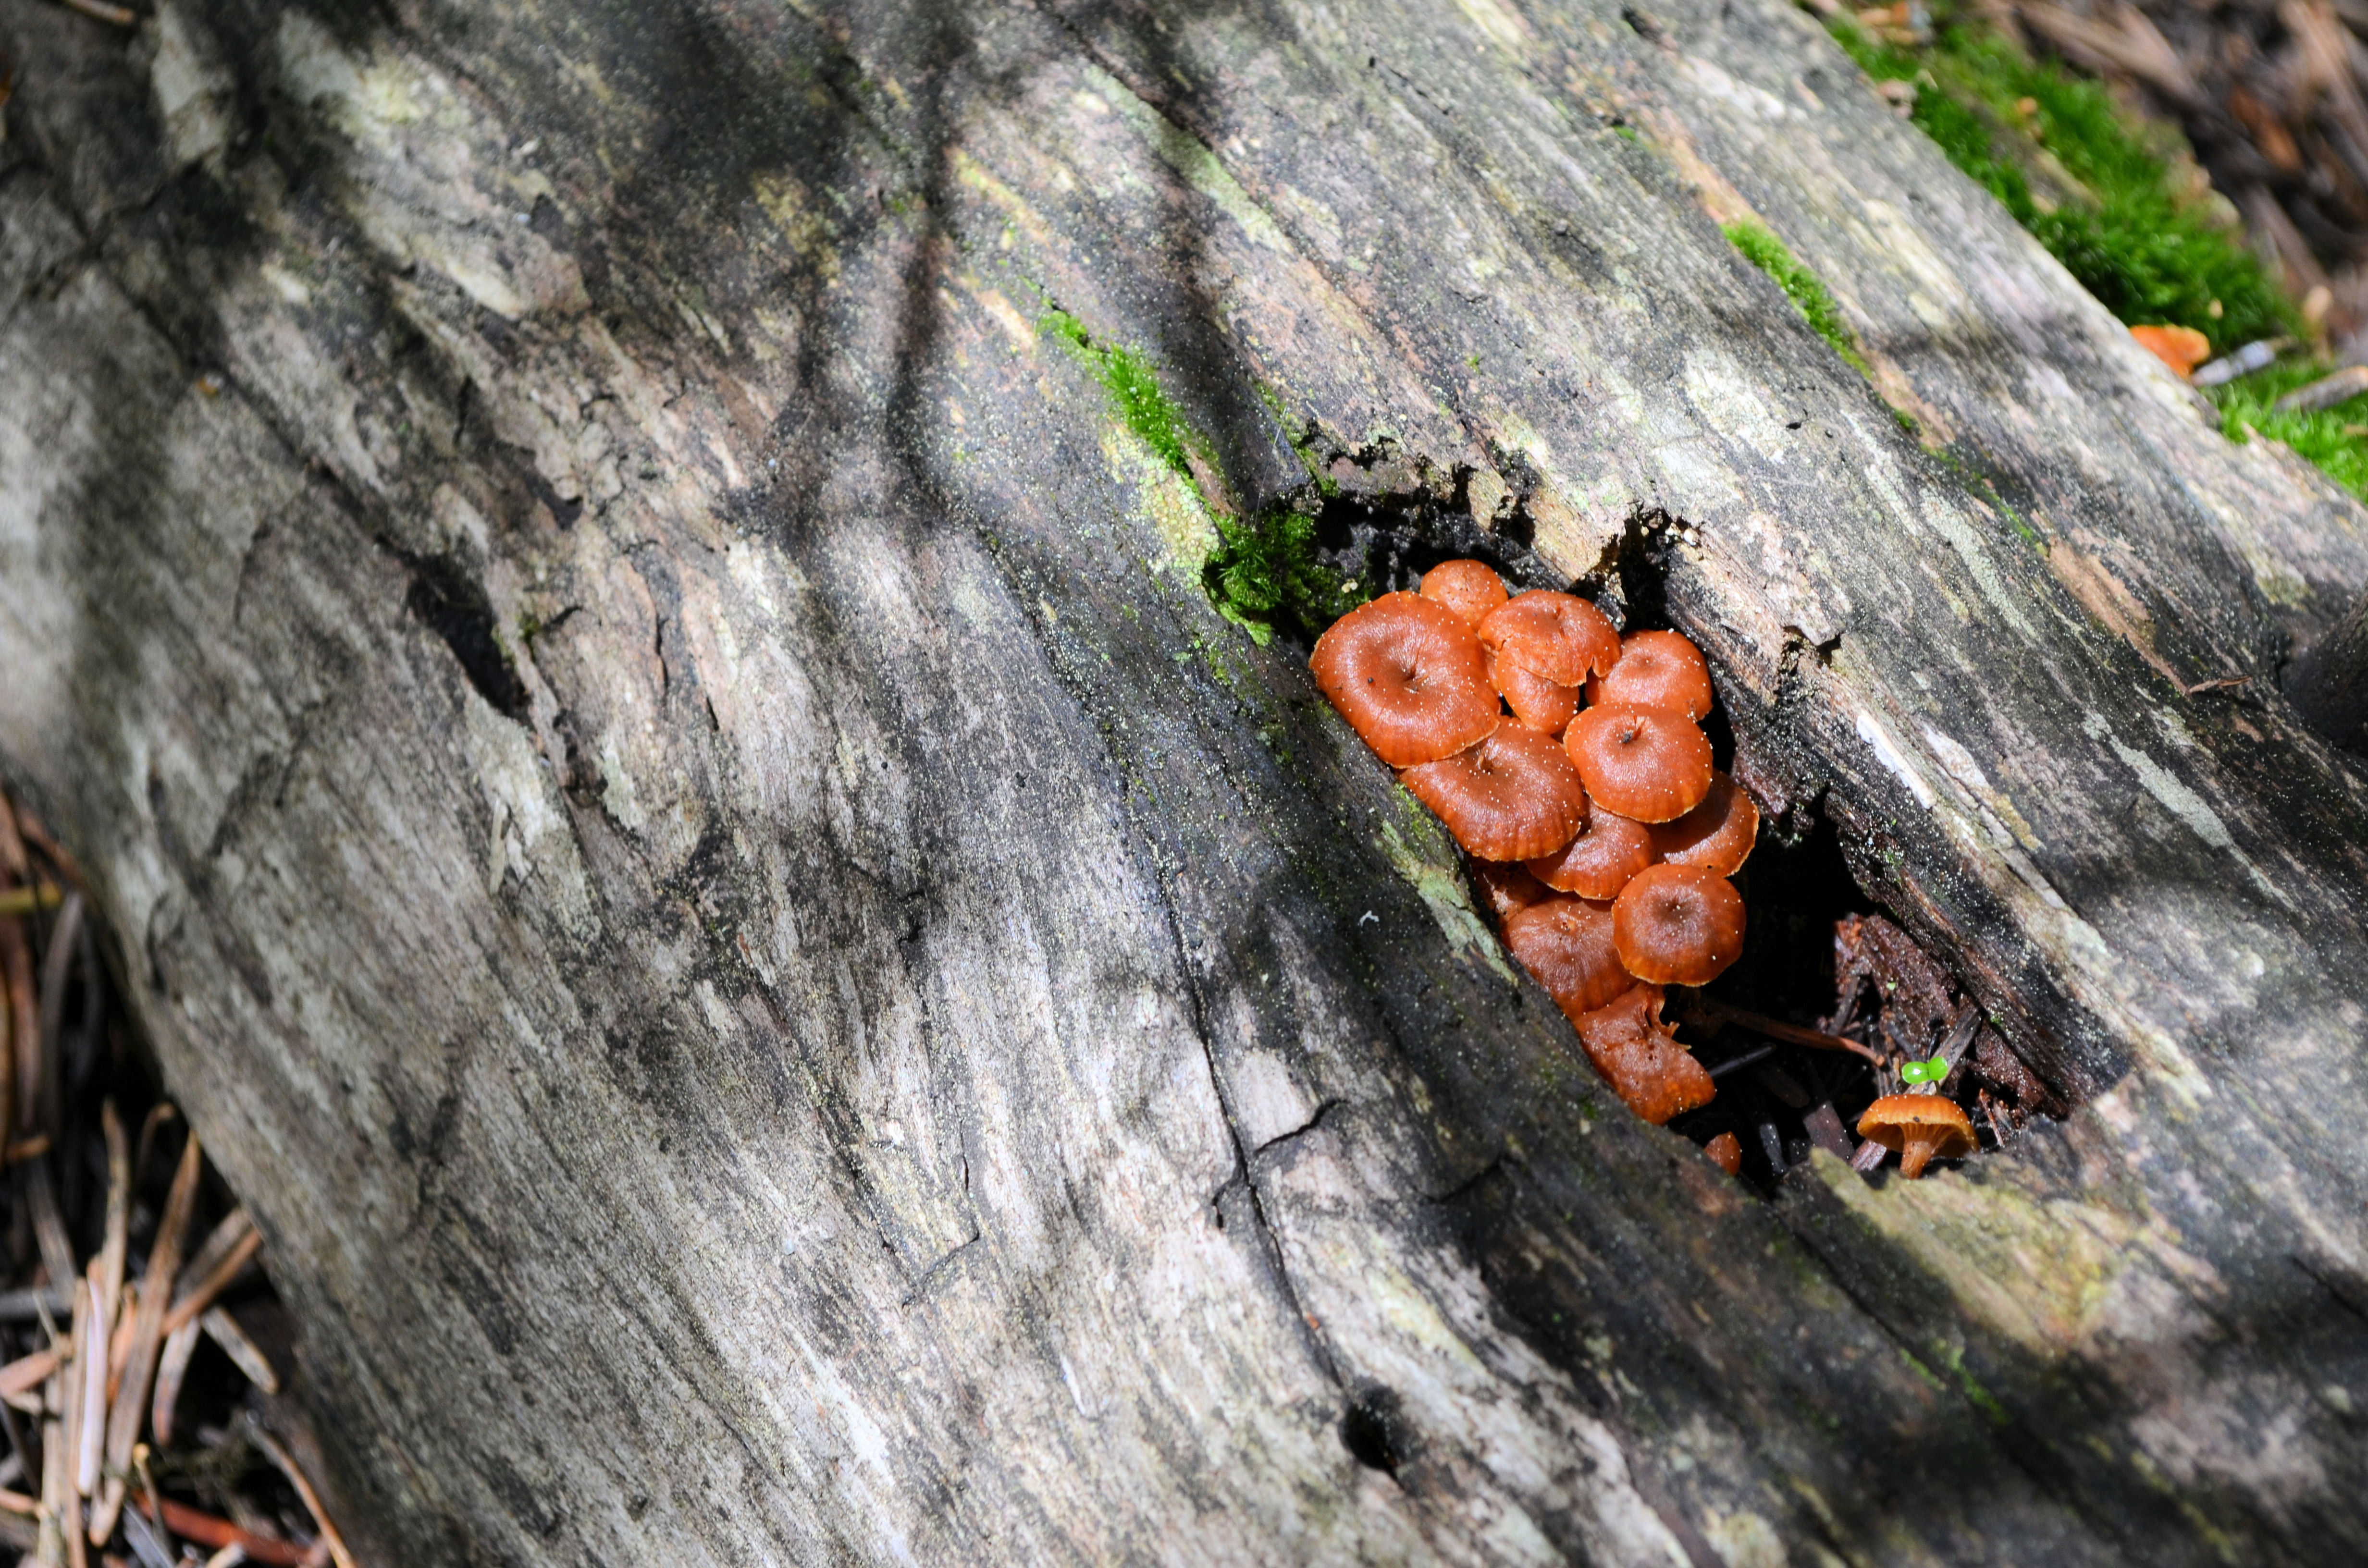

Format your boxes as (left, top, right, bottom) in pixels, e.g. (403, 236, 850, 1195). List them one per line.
(1703, 1131, 1743, 1176)
(1310, 592, 1499, 767)
(1564, 707, 1715, 823)
(1487, 649, 1580, 736)
(2130, 323, 2211, 379)
(1471, 859, 1552, 922)
(1856, 1094, 1977, 1177)
(1501, 896, 1630, 1022)
(1401, 727, 1590, 862)
(1572, 983, 1716, 1124)
(1526, 802, 1658, 900)
(1648, 772, 1760, 877)
(1477, 590, 1621, 687)
(1611, 864, 1746, 986)
(1586, 630, 1714, 721)
(1420, 559, 1509, 629)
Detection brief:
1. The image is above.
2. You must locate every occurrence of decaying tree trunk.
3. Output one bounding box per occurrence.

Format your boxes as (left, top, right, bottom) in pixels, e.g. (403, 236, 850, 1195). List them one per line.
(4, 0, 2368, 1560)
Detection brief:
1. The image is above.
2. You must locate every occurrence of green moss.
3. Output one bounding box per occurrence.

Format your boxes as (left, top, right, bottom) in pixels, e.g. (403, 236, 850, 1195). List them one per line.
(1827, 12, 2290, 355)
(2210, 363, 2368, 500)
(1202, 503, 1366, 645)
(1042, 308, 1200, 482)
(1725, 220, 1870, 374)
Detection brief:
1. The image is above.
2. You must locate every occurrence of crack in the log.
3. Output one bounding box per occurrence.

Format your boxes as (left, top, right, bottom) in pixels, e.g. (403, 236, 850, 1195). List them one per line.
(900, 1227, 984, 1309)
(1247, 1098, 1340, 1161)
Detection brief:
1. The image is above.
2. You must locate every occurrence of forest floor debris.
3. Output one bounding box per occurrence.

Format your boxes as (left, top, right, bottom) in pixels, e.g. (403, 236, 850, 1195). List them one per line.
(0, 791, 355, 1568)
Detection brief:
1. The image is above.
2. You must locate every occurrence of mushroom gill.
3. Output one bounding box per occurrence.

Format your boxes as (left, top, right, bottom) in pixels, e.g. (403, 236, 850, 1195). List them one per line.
(1401, 727, 1589, 862)
(1309, 592, 1499, 767)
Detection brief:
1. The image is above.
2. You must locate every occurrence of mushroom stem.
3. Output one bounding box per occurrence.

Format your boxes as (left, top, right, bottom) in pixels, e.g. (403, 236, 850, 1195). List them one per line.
(1898, 1129, 1947, 1179)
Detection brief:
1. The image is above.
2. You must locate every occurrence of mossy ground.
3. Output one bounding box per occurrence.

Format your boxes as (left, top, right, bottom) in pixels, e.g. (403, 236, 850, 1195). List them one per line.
(1822, 2, 2368, 496)
(1825, 10, 2290, 354)
(2209, 362, 2368, 497)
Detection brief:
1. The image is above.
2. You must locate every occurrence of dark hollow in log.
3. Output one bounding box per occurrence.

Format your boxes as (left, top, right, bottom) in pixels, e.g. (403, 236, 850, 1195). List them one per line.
(5, 0, 2368, 1562)
(2287, 588, 2368, 754)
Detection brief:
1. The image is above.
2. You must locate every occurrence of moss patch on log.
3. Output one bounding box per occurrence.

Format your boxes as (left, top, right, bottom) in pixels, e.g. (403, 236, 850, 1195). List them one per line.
(1724, 220, 1870, 375)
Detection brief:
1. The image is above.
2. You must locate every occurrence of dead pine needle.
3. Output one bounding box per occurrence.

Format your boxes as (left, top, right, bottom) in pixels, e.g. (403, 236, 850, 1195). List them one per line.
(55, 0, 137, 25)
(245, 1421, 357, 1568)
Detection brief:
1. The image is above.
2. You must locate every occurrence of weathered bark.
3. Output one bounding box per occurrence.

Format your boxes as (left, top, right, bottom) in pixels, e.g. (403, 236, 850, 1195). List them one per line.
(3, 0, 2367, 1562)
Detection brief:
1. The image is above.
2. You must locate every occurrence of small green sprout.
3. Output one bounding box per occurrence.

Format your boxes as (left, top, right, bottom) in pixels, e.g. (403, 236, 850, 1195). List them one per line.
(1898, 1054, 1951, 1090)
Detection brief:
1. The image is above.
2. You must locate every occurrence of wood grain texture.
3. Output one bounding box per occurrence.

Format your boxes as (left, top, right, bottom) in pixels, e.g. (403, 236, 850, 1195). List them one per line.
(2, 0, 2365, 1562)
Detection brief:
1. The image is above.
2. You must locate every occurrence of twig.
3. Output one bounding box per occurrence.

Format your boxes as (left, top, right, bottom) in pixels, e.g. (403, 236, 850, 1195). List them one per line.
(243, 1423, 356, 1568)
(55, 0, 137, 27)
(4, 1135, 51, 1164)
(35, 893, 84, 1138)
(97, 1104, 128, 1358)
(75, 1271, 106, 1500)
(0, 1351, 61, 1401)
(133, 1494, 306, 1568)
(164, 1227, 261, 1338)
(2182, 675, 2253, 696)
(200, 1310, 278, 1396)
(89, 1135, 202, 1545)
(1684, 996, 1886, 1064)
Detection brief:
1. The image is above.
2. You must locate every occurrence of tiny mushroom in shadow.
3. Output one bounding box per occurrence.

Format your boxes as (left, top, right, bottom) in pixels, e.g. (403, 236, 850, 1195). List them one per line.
(1704, 1131, 1743, 1176)
(1856, 1094, 1977, 1178)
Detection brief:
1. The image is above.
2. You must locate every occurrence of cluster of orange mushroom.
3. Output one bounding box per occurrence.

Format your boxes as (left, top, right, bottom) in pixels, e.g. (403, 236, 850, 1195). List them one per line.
(1313, 562, 1976, 1181)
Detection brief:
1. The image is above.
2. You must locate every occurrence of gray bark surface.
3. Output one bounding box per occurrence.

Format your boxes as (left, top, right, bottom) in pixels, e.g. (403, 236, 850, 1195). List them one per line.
(2, 0, 2367, 1563)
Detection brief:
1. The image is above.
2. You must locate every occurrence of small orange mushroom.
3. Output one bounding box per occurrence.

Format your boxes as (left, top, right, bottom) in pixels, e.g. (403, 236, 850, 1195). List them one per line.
(1571, 983, 1715, 1124)
(1564, 707, 1714, 823)
(1310, 592, 1499, 767)
(1487, 649, 1581, 736)
(1855, 1095, 1977, 1178)
(1401, 727, 1589, 862)
(1477, 590, 1621, 688)
(1648, 772, 1760, 877)
(1420, 559, 1509, 629)
(1501, 896, 1630, 1023)
(1526, 804, 1657, 900)
(1585, 630, 1714, 721)
(1611, 864, 1745, 986)
(2129, 323, 2211, 380)
(1703, 1131, 1743, 1176)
